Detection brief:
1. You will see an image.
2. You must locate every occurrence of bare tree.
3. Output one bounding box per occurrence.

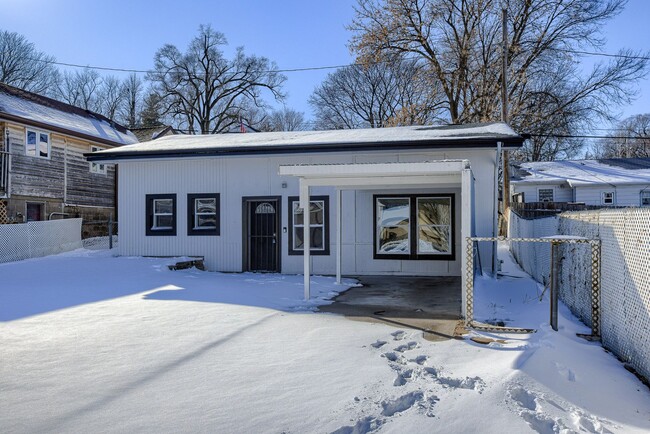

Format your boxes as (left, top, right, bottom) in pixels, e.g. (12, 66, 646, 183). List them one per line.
(349, 0, 648, 160)
(95, 75, 125, 120)
(310, 58, 442, 129)
(147, 25, 286, 134)
(0, 30, 59, 95)
(56, 68, 103, 111)
(591, 114, 650, 158)
(118, 73, 143, 128)
(265, 108, 307, 131)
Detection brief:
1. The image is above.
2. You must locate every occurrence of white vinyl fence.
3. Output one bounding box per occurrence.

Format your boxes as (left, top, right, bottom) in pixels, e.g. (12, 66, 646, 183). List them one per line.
(0, 218, 82, 264)
(509, 209, 650, 382)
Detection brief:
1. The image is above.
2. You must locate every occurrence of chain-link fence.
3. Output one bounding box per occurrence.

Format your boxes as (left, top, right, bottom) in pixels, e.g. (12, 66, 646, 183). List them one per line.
(0, 218, 82, 263)
(509, 208, 650, 382)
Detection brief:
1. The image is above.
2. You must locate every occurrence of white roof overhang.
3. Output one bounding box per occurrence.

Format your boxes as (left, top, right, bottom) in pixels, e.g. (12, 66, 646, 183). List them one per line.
(278, 160, 470, 189)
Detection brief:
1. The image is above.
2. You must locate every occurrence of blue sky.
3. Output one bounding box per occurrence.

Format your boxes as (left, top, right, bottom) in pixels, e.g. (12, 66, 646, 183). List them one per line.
(1, 0, 648, 126)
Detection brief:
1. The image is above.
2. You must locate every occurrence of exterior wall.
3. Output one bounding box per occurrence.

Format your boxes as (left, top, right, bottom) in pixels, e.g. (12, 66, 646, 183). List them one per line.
(1, 122, 117, 222)
(511, 183, 573, 203)
(575, 185, 647, 207)
(118, 148, 499, 275)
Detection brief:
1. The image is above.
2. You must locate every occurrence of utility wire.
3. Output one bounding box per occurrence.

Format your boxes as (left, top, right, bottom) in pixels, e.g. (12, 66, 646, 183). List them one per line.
(2, 45, 648, 76)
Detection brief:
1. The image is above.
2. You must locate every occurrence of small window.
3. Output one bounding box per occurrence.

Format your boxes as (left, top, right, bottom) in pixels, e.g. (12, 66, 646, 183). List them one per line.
(602, 191, 615, 205)
(187, 193, 220, 236)
(26, 202, 44, 221)
(90, 146, 107, 174)
(146, 194, 176, 236)
(288, 196, 329, 255)
(538, 188, 554, 202)
(374, 194, 455, 260)
(641, 191, 650, 206)
(25, 129, 50, 159)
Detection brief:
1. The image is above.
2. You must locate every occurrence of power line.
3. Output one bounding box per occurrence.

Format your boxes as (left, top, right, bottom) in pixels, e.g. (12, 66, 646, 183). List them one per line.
(527, 133, 649, 140)
(4, 43, 647, 77)
(548, 47, 650, 61)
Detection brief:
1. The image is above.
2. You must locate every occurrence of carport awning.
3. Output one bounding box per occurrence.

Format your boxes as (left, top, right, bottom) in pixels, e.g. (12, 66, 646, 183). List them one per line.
(279, 160, 475, 318)
(278, 160, 469, 188)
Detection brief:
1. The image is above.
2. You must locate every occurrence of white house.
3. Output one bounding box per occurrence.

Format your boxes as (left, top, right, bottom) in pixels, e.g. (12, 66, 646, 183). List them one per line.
(87, 122, 524, 305)
(510, 158, 650, 207)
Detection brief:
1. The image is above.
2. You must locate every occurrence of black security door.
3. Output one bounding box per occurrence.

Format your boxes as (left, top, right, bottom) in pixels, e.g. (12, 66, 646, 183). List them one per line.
(244, 197, 280, 272)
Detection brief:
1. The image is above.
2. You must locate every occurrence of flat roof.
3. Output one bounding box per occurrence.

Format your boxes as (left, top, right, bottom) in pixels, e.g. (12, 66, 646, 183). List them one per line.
(86, 122, 525, 162)
(511, 158, 650, 187)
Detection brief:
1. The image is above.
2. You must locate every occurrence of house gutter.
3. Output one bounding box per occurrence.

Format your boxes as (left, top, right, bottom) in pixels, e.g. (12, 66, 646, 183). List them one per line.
(86, 136, 526, 162)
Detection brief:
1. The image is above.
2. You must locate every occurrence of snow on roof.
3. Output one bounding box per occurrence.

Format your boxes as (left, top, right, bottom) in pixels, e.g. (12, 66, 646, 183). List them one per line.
(89, 122, 522, 160)
(511, 158, 650, 187)
(0, 83, 138, 146)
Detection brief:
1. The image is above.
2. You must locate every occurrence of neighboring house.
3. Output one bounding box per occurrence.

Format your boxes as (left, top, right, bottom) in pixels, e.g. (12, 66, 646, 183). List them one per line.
(0, 82, 138, 224)
(130, 125, 181, 143)
(510, 158, 650, 207)
(88, 122, 524, 306)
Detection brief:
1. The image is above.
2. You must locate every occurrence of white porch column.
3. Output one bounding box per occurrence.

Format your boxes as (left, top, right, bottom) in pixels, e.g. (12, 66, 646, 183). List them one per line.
(299, 180, 311, 300)
(336, 188, 342, 285)
(460, 167, 474, 319)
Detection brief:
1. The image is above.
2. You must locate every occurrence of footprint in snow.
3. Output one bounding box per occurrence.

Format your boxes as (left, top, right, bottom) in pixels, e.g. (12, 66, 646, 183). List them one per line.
(330, 416, 383, 434)
(394, 341, 419, 352)
(393, 369, 413, 386)
(411, 355, 428, 365)
(370, 340, 387, 349)
(391, 330, 407, 341)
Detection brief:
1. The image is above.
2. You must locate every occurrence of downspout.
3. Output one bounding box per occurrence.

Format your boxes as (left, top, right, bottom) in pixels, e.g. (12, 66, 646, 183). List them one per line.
(493, 141, 502, 276)
(63, 137, 68, 207)
(4, 126, 11, 198)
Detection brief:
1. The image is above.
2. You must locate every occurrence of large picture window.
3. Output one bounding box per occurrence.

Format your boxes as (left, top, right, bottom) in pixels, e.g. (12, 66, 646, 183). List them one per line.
(374, 194, 454, 260)
(25, 129, 50, 159)
(187, 193, 220, 236)
(288, 196, 329, 255)
(146, 194, 176, 236)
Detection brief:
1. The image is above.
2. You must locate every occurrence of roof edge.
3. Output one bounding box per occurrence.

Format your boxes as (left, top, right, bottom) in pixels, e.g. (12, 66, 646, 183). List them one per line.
(86, 136, 524, 161)
(1, 113, 132, 148)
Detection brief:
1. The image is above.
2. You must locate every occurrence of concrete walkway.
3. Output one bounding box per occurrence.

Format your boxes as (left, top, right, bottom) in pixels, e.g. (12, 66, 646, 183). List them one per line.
(319, 276, 462, 342)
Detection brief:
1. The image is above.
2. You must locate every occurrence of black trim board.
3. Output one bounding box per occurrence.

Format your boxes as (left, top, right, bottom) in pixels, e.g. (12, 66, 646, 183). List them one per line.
(187, 193, 220, 236)
(146, 194, 177, 236)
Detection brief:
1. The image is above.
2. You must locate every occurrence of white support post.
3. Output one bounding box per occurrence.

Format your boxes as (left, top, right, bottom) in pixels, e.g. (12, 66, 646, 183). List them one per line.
(299, 180, 311, 300)
(461, 167, 474, 319)
(336, 188, 342, 285)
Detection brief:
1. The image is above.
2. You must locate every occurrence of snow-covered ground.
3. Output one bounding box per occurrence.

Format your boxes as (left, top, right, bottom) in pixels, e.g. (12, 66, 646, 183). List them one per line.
(1, 246, 649, 433)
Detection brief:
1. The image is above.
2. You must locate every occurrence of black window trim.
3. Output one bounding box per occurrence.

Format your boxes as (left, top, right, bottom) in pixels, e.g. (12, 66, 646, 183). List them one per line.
(187, 193, 221, 236)
(373, 193, 455, 261)
(287, 195, 330, 256)
(146, 193, 177, 236)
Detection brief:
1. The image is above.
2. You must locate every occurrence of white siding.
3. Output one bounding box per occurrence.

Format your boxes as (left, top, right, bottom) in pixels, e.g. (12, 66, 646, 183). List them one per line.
(118, 148, 498, 275)
(575, 185, 647, 206)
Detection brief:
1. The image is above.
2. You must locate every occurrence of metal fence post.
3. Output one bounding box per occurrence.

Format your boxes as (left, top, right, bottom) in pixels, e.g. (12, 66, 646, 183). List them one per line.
(108, 214, 113, 250)
(550, 241, 560, 331)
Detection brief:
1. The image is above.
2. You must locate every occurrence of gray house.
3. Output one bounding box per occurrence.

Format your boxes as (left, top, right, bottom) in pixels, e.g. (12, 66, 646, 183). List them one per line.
(0, 83, 137, 224)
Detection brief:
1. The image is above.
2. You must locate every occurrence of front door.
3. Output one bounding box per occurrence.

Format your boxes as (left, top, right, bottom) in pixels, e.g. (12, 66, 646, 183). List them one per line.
(243, 197, 280, 272)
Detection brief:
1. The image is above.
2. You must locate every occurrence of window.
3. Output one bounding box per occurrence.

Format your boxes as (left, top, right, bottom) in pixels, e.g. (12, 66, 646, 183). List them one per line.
(538, 188, 554, 202)
(641, 191, 650, 206)
(187, 193, 220, 236)
(288, 196, 329, 255)
(146, 194, 176, 236)
(25, 129, 50, 159)
(602, 191, 615, 205)
(89, 146, 107, 174)
(374, 194, 454, 260)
